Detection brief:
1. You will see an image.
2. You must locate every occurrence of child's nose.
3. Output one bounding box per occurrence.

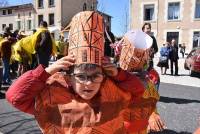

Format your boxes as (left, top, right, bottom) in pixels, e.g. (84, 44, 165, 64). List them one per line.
(85, 80, 92, 85)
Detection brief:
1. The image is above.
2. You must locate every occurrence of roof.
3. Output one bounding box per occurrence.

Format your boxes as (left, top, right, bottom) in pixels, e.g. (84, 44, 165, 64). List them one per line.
(61, 10, 112, 32)
(97, 11, 112, 18)
(0, 3, 34, 10)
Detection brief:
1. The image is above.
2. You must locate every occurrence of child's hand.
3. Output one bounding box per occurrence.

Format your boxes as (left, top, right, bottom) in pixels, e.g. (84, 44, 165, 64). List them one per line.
(45, 54, 75, 75)
(102, 57, 118, 77)
(147, 112, 166, 132)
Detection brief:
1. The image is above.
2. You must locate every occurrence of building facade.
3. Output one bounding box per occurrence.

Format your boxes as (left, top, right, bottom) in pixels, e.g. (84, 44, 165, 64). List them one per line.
(0, 3, 35, 34)
(130, 0, 200, 51)
(33, 0, 100, 39)
(0, 0, 112, 40)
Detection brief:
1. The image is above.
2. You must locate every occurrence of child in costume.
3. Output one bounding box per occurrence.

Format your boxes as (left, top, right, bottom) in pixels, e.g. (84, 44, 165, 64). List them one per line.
(6, 11, 157, 134)
(112, 30, 166, 133)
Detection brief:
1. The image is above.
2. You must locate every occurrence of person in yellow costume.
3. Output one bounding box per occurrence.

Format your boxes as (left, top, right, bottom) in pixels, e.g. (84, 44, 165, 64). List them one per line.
(0, 33, 16, 85)
(0, 35, 3, 42)
(18, 21, 57, 67)
(12, 36, 32, 76)
(55, 35, 67, 59)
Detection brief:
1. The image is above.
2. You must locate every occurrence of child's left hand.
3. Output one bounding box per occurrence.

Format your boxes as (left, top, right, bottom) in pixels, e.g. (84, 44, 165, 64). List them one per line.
(102, 57, 118, 77)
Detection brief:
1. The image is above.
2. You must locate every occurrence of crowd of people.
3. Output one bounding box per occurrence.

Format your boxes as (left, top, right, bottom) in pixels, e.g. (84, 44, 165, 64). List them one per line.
(157, 39, 187, 76)
(0, 21, 68, 86)
(0, 11, 198, 134)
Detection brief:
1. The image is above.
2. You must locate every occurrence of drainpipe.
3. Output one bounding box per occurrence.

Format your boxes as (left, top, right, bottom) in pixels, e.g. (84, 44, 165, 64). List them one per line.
(156, 0, 159, 39)
(23, 9, 25, 32)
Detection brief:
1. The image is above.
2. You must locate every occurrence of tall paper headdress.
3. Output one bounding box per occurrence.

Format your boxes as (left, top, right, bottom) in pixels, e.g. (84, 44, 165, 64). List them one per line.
(119, 30, 153, 71)
(68, 11, 104, 65)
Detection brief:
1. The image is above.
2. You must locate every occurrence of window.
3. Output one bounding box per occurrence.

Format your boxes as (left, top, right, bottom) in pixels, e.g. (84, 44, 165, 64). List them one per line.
(49, 13, 54, 26)
(107, 17, 110, 23)
(29, 12, 31, 17)
(168, 2, 180, 20)
(83, 3, 87, 11)
(195, 0, 200, 18)
(91, 1, 96, 10)
(8, 9, 12, 15)
(38, 15, 43, 26)
(2, 10, 6, 15)
(27, 20, 32, 30)
(18, 13, 20, 19)
(49, 0, 55, 7)
(17, 21, 21, 30)
(2, 24, 6, 30)
(144, 4, 155, 21)
(38, 0, 43, 8)
(193, 31, 200, 48)
(9, 23, 13, 30)
(167, 32, 179, 44)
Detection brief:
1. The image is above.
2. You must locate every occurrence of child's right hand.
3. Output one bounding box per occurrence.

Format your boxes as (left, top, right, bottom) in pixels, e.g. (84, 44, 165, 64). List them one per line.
(102, 57, 118, 77)
(45, 54, 75, 75)
(147, 112, 166, 132)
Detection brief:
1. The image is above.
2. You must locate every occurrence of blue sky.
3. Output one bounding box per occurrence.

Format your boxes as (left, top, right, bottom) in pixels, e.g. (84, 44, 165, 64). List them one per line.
(98, 0, 129, 36)
(8, 0, 129, 37)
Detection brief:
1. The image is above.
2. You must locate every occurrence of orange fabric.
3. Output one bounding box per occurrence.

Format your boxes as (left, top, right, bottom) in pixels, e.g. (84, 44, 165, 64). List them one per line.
(121, 72, 158, 133)
(121, 98, 156, 133)
(124, 120, 148, 132)
(34, 73, 132, 134)
(68, 11, 104, 65)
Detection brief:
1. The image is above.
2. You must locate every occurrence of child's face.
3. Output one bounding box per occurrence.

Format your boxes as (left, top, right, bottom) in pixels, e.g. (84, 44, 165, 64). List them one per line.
(71, 66, 104, 100)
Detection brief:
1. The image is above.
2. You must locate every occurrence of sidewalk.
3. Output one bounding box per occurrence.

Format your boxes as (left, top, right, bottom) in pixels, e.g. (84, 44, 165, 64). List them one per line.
(154, 56, 200, 87)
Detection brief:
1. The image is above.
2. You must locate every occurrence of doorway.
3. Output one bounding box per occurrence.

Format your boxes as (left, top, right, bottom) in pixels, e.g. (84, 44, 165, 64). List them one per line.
(167, 32, 179, 44)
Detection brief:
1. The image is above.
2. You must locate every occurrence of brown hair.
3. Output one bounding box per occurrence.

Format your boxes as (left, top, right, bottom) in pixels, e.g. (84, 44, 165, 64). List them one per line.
(66, 63, 101, 75)
(142, 23, 151, 31)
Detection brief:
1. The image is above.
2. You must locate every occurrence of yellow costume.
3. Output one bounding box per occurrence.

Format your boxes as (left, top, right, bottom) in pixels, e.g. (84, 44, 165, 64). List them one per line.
(32, 28, 57, 56)
(18, 28, 57, 56)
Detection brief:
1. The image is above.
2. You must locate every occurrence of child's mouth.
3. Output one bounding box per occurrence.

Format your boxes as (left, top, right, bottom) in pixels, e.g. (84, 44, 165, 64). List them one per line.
(83, 90, 93, 93)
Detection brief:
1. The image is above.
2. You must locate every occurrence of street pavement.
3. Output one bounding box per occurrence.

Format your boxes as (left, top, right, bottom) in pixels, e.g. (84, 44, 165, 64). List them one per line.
(157, 83, 200, 134)
(0, 57, 199, 134)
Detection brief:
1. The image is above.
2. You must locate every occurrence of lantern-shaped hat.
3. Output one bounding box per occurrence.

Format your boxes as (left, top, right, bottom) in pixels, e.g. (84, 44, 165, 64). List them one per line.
(68, 11, 104, 65)
(119, 30, 153, 71)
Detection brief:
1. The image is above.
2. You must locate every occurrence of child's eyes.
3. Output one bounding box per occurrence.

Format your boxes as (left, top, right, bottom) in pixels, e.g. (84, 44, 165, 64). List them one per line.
(76, 75, 86, 80)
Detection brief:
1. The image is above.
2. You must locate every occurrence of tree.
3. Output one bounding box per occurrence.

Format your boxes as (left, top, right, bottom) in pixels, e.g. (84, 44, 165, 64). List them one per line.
(0, 0, 9, 7)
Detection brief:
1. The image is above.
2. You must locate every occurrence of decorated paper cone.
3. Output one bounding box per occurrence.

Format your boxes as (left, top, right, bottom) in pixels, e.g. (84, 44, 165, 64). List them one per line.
(68, 11, 104, 65)
(119, 30, 153, 71)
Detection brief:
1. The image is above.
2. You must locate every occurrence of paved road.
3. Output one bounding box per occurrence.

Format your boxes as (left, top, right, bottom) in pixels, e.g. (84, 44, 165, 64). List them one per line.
(0, 82, 199, 134)
(0, 98, 41, 134)
(157, 83, 200, 134)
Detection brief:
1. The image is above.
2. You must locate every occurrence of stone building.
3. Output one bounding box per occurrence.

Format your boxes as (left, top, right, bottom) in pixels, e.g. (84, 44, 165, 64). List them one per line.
(0, 3, 35, 35)
(130, 0, 200, 51)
